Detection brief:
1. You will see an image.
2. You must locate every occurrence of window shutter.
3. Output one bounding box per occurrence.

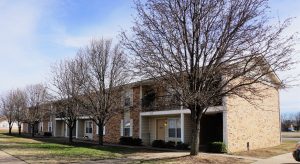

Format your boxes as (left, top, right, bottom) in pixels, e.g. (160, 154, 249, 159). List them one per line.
(130, 119, 133, 137)
(120, 120, 124, 136)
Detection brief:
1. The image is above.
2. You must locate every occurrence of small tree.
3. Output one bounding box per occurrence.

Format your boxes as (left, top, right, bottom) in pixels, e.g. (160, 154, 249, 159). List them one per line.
(11, 89, 27, 135)
(0, 91, 16, 135)
(122, 0, 296, 155)
(24, 84, 48, 137)
(75, 39, 129, 145)
(50, 57, 85, 143)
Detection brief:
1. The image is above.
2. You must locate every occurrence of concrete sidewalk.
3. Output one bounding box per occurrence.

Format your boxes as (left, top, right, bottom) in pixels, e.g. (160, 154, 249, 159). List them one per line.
(0, 150, 26, 164)
(252, 153, 299, 164)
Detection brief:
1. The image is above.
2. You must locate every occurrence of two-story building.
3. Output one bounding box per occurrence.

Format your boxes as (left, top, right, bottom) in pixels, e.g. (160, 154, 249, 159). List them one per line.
(31, 74, 281, 153)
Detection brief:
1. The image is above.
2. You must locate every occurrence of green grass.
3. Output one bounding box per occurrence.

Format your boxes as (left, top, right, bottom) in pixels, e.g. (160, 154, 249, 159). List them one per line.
(0, 132, 129, 163)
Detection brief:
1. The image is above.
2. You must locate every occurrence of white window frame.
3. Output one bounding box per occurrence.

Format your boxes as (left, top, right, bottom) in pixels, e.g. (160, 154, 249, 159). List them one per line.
(39, 122, 43, 132)
(48, 122, 52, 132)
(168, 118, 181, 138)
(121, 119, 133, 137)
(85, 121, 93, 134)
(96, 125, 105, 135)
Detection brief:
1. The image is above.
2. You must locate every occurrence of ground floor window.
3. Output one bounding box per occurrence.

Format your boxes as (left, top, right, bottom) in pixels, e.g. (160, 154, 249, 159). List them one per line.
(124, 120, 131, 137)
(48, 122, 52, 132)
(121, 119, 132, 137)
(96, 125, 105, 135)
(39, 122, 43, 132)
(85, 121, 93, 134)
(168, 118, 181, 138)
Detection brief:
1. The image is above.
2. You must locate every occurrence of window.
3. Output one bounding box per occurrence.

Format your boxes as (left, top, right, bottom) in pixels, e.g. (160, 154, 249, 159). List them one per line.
(48, 122, 52, 132)
(124, 120, 131, 137)
(168, 118, 181, 138)
(121, 119, 132, 137)
(39, 122, 43, 132)
(85, 121, 93, 134)
(124, 97, 131, 106)
(124, 89, 132, 107)
(96, 125, 105, 135)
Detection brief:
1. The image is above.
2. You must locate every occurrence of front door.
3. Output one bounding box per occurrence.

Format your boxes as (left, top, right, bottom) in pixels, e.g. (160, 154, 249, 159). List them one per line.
(156, 119, 166, 140)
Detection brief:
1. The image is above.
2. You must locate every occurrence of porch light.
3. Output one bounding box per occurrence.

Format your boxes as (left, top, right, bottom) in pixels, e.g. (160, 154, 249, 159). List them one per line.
(164, 122, 167, 127)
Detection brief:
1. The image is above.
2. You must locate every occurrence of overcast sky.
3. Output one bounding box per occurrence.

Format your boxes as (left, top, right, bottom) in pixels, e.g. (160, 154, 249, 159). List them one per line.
(0, 0, 299, 113)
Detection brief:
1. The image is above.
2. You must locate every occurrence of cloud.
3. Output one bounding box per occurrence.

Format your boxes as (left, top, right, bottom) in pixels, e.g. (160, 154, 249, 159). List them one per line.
(0, 1, 53, 93)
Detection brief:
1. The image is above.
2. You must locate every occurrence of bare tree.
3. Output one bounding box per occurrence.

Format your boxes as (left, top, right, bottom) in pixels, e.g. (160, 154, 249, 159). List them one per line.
(75, 39, 129, 145)
(23, 84, 48, 137)
(0, 91, 16, 135)
(11, 89, 27, 135)
(50, 57, 86, 143)
(294, 112, 300, 131)
(122, 0, 296, 155)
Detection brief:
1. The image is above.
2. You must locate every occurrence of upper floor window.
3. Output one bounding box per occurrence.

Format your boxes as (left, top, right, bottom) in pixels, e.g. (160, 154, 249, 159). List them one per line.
(124, 89, 133, 107)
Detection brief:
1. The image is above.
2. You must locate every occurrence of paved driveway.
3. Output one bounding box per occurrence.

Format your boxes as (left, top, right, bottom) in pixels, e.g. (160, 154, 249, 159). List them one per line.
(252, 153, 299, 164)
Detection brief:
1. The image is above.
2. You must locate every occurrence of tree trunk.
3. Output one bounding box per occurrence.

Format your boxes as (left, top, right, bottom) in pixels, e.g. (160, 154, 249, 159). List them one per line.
(18, 124, 21, 135)
(98, 124, 104, 145)
(190, 118, 201, 155)
(8, 124, 12, 135)
(69, 126, 73, 143)
(190, 106, 203, 156)
(31, 125, 35, 137)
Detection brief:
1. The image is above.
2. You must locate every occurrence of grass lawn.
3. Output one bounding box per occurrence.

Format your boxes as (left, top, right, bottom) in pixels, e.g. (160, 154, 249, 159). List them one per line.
(0, 132, 134, 163)
(233, 140, 297, 159)
(141, 154, 254, 164)
(282, 132, 300, 138)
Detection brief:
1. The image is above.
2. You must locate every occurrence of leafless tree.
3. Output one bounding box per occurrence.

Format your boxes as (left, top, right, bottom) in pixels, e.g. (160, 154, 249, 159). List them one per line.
(294, 112, 300, 131)
(0, 91, 16, 135)
(75, 39, 129, 145)
(11, 89, 27, 135)
(23, 84, 48, 137)
(122, 0, 296, 155)
(50, 57, 86, 143)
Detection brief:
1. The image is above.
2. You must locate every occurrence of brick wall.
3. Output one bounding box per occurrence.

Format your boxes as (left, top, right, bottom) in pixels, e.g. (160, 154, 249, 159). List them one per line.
(225, 82, 280, 152)
(131, 86, 141, 138)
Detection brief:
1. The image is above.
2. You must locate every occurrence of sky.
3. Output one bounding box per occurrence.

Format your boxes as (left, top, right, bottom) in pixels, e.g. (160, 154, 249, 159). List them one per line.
(0, 0, 299, 113)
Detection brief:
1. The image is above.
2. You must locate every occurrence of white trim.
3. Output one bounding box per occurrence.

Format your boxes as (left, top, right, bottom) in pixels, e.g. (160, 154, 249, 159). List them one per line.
(120, 119, 124, 136)
(48, 122, 52, 132)
(96, 125, 106, 135)
(141, 106, 224, 116)
(76, 120, 79, 138)
(139, 115, 142, 138)
(222, 96, 228, 146)
(39, 122, 43, 132)
(55, 116, 91, 121)
(64, 123, 67, 137)
(180, 113, 184, 143)
(130, 119, 133, 137)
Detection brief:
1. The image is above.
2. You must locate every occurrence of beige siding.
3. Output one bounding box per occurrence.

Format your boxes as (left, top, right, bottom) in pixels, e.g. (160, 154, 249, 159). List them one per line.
(149, 117, 156, 143)
(226, 83, 280, 152)
(141, 117, 150, 145)
(184, 114, 192, 144)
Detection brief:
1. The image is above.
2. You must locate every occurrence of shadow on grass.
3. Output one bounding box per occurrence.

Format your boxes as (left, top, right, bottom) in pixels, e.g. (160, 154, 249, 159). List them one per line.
(0, 132, 169, 155)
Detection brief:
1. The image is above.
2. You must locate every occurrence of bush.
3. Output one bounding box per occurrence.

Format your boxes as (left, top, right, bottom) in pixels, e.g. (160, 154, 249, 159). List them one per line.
(165, 141, 176, 148)
(43, 132, 52, 137)
(208, 142, 227, 153)
(152, 140, 166, 148)
(132, 138, 143, 146)
(176, 142, 189, 150)
(119, 137, 142, 146)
